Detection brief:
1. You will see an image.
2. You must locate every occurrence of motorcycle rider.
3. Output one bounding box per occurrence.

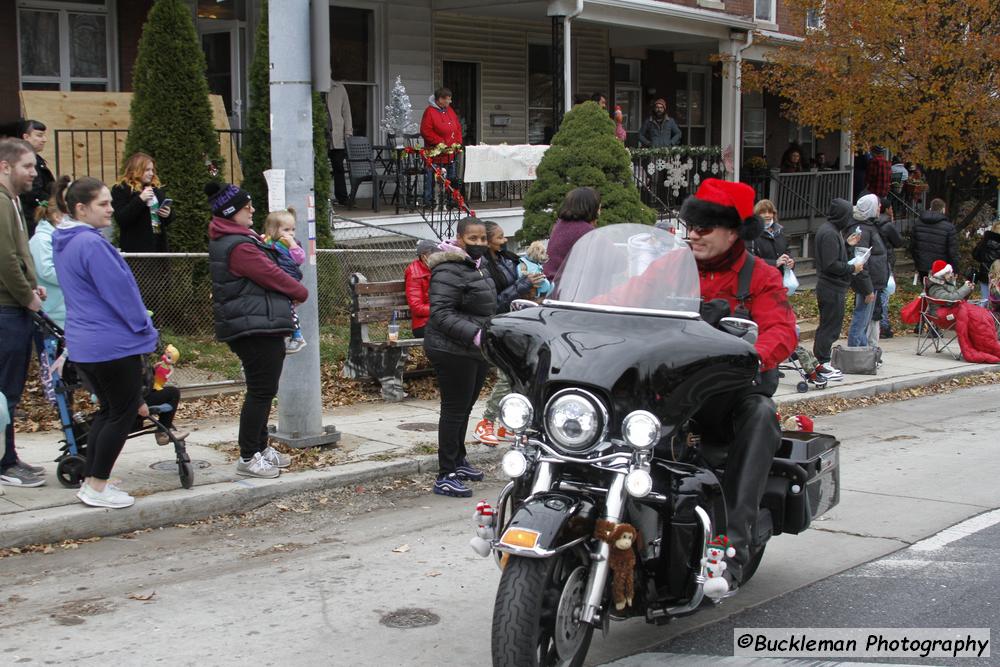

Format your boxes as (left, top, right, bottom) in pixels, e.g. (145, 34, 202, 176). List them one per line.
(679, 179, 798, 589)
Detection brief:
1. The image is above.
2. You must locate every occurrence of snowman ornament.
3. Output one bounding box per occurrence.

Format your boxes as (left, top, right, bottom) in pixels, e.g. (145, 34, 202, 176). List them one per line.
(469, 500, 496, 557)
(702, 535, 736, 600)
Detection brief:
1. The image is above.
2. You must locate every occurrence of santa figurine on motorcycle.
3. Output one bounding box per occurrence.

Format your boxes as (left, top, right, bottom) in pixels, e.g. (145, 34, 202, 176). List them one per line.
(680, 178, 798, 590)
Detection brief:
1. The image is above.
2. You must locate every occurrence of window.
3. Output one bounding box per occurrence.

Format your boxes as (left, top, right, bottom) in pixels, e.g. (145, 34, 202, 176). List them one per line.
(675, 65, 711, 146)
(806, 7, 824, 30)
(527, 44, 553, 145)
(613, 59, 641, 134)
(754, 0, 775, 23)
(18, 1, 114, 91)
(330, 6, 378, 139)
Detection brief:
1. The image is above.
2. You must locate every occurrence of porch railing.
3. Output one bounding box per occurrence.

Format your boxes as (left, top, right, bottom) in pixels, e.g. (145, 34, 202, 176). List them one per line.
(629, 147, 728, 217)
(52, 128, 243, 185)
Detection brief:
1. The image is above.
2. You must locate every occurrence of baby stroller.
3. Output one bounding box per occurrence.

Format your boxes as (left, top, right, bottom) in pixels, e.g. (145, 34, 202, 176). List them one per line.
(32, 311, 195, 489)
(779, 344, 829, 393)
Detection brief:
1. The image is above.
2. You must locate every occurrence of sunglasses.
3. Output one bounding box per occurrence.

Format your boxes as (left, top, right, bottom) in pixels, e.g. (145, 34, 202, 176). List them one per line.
(688, 225, 719, 236)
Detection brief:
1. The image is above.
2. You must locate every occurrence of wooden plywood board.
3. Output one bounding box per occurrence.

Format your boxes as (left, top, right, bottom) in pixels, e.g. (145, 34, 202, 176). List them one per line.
(20, 91, 243, 185)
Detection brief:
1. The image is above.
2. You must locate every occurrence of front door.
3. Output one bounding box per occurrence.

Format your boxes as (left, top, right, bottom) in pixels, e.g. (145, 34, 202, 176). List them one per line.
(443, 61, 480, 146)
(199, 22, 246, 129)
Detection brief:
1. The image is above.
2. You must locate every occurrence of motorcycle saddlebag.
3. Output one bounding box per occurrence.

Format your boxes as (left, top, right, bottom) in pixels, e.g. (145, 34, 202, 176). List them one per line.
(767, 432, 840, 534)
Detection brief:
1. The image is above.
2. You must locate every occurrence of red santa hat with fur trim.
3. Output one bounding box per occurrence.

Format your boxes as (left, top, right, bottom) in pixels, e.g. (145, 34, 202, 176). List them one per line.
(931, 259, 953, 278)
(679, 178, 764, 241)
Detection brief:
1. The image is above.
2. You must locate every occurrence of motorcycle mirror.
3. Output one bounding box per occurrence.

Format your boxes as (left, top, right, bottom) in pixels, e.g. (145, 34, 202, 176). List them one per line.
(510, 299, 540, 311)
(719, 317, 758, 344)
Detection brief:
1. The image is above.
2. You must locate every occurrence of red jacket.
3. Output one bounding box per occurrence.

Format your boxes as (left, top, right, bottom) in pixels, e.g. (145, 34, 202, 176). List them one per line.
(699, 253, 797, 371)
(404, 257, 431, 330)
(420, 102, 463, 164)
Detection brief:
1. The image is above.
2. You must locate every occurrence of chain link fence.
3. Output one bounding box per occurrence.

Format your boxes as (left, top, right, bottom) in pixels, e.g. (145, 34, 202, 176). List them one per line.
(124, 217, 427, 391)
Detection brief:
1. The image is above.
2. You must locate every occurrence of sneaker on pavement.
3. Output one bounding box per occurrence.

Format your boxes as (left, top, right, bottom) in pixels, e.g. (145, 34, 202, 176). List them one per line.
(235, 451, 280, 479)
(474, 419, 500, 447)
(13, 459, 46, 475)
(154, 429, 189, 446)
(77, 482, 134, 509)
(816, 363, 843, 380)
(261, 445, 291, 468)
(0, 465, 46, 488)
(455, 458, 485, 482)
(285, 337, 308, 355)
(433, 473, 472, 497)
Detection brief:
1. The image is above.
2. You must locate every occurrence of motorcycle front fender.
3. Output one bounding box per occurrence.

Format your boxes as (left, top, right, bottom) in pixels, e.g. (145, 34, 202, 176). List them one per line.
(495, 493, 597, 558)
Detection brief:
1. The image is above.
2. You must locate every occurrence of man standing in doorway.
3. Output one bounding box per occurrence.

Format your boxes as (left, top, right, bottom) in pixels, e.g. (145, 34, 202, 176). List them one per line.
(0, 138, 47, 488)
(865, 145, 891, 200)
(638, 98, 682, 148)
(420, 87, 463, 207)
(19, 119, 54, 237)
(326, 81, 353, 207)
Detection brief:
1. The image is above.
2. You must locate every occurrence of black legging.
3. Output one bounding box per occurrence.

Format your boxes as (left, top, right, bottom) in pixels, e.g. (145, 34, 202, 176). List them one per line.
(425, 347, 488, 475)
(76, 355, 145, 480)
(227, 335, 286, 460)
(141, 386, 180, 430)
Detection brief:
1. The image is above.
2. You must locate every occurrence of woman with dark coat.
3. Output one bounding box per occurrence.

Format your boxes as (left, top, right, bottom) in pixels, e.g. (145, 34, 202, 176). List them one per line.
(750, 199, 794, 274)
(423, 217, 496, 497)
(207, 181, 308, 480)
(111, 153, 174, 252)
(875, 202, 904, 337)
(543, 187, 600, 279)
(972, 221, 1000, 304)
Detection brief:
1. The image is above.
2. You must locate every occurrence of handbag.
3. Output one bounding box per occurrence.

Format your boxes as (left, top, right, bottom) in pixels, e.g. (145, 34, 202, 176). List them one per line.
(831, 344, 881, 375)
(782, 268, 799, 296)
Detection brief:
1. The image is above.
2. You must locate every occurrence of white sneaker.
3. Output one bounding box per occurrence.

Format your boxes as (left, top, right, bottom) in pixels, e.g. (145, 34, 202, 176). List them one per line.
(235, 451, 280, 478)
(816, 363, 844, 380)
(261, 445, 291, 468)
(76, 482, 135, 509)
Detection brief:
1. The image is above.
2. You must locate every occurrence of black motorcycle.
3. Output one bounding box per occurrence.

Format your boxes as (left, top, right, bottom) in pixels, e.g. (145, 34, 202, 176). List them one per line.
(477, 225, 840, 667)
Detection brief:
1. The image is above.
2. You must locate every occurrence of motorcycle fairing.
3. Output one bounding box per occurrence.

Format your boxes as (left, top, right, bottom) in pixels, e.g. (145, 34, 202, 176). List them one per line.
(484, 307, 759, 430)
(496, 493, 598, 558)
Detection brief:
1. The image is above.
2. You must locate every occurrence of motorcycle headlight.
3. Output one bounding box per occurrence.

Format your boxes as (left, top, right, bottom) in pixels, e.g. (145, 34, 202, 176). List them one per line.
(621, 410, 662, 450)
(543, 389, 607, 453)
(498, 393, 533, 433)
(501, 449, 528, 478)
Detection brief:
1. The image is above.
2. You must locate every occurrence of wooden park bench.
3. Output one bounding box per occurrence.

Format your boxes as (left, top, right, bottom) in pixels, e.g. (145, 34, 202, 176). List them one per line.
(342, 272, 424, 402)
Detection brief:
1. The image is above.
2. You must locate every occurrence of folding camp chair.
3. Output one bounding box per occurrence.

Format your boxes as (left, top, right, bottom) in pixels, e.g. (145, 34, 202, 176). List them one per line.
(915, 278, 962, 359)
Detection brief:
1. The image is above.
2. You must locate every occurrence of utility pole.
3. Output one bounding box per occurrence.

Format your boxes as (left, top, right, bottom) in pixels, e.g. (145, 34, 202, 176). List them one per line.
(269, 0, 339, 448)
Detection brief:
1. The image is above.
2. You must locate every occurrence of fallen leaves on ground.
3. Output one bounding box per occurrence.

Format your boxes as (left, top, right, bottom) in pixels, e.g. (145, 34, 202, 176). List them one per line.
(0, 537, 102, 559)
(392, 544, 411, 553)
(126, 591, 156, 602)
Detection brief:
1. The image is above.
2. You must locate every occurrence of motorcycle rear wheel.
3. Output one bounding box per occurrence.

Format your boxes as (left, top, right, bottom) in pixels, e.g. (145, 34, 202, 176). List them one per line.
(492, 553, 595, 667)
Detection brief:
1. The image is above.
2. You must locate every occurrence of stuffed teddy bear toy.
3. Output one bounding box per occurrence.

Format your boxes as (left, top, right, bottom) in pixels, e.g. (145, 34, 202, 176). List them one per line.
(702, 534, 736, 600)
(594, 519, 639, 611)
(469, 500, 495, 558)
(153, 344, 180, 391)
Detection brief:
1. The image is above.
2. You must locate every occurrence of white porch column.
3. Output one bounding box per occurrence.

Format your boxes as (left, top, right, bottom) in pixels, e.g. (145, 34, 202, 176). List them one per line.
(719, 35, 742, 181)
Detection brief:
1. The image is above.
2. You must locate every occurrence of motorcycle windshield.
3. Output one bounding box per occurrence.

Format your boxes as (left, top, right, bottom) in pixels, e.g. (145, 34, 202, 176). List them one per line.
(549, 224, 701, 315)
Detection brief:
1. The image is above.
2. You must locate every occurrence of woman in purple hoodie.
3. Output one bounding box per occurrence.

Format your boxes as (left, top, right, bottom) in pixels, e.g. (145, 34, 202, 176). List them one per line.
(542, 187, 600, 279)
(52, 177, 159, 509)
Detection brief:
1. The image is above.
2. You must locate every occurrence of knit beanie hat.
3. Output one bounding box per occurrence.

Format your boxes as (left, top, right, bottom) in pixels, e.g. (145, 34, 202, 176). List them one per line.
(416, 239, 437, 257)
(853, 193, 880, 221)
(679, 178, 764, 241)
(204, 181, 252, 219)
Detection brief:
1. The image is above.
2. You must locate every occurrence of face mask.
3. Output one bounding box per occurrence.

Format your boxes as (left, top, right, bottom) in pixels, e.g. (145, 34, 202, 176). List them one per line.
(465, 244, 488, 260)
(499, 242, 509, 253)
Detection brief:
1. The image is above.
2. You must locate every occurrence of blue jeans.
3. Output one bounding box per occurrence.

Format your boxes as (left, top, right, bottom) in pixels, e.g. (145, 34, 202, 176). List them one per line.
(423, 162, 456, 205)
(847, 291, 876, 347)
(0, 306, 35, 468)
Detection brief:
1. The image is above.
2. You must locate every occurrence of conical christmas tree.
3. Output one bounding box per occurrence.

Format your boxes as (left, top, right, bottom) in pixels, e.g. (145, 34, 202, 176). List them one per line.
(520, 101, 655, 242)
(382, 76, 418, 144)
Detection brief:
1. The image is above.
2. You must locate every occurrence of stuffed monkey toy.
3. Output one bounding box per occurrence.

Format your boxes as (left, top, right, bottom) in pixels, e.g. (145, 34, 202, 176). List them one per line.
(594, 520, 638, 611)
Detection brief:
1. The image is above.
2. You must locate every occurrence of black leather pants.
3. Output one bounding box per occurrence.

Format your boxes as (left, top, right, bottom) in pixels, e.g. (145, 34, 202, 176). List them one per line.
(695, 389, 781, 583)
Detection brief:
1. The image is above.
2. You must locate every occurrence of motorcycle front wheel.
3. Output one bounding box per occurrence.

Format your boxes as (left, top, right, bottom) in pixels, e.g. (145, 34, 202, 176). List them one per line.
(491, 552, 595, 667)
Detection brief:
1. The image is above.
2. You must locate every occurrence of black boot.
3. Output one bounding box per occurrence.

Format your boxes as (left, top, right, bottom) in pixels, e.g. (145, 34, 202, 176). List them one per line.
(719, 394, 782, 585)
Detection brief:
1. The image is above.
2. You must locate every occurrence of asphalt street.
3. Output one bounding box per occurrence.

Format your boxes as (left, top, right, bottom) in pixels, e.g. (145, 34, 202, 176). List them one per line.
(0, 384, 997, 666)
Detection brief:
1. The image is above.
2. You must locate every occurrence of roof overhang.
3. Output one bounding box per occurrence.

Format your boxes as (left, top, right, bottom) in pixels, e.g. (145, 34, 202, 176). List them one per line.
(577, 0, 756, 39)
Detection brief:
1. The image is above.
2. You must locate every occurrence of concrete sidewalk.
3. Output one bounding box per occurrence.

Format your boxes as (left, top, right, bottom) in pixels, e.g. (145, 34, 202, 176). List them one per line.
(1, 335, 996, 548)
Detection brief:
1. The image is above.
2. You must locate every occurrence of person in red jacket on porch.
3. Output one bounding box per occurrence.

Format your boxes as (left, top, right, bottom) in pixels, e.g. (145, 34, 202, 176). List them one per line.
(404, 239, 436, 338)
(420, 87, 463, 206)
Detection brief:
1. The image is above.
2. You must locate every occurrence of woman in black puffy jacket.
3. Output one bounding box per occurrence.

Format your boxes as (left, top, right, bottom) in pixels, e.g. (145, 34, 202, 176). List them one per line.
(423, 217, 497, 497)
(973, 222, 1000, 303)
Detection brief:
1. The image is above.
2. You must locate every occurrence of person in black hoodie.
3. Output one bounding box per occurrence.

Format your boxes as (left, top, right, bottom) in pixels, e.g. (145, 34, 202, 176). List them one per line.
(875, 200, 903, 337)
(424, 217, 497, 498)
(972, 221, 1000, 304)
(910, 198, 959, 281)
(18, 119, 54, 237)
(813, 198, 863, 377)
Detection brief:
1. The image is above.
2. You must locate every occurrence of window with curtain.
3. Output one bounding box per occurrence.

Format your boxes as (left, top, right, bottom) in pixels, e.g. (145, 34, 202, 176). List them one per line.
(19, 1, 112, 91)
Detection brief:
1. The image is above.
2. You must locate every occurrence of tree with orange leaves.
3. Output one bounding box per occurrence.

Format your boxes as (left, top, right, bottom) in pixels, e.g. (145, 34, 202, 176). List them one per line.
(741, 0, 1000, 180)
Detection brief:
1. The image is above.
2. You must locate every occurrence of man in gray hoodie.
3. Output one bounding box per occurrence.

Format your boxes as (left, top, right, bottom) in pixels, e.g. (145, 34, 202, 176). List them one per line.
(813, 198, 863, 378)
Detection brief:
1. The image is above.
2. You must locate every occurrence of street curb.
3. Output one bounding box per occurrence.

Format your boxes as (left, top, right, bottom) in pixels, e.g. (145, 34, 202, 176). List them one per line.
(0, 447, 505, 549)
(4, 366, 996, 549)
(773, 364, 999, 407)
